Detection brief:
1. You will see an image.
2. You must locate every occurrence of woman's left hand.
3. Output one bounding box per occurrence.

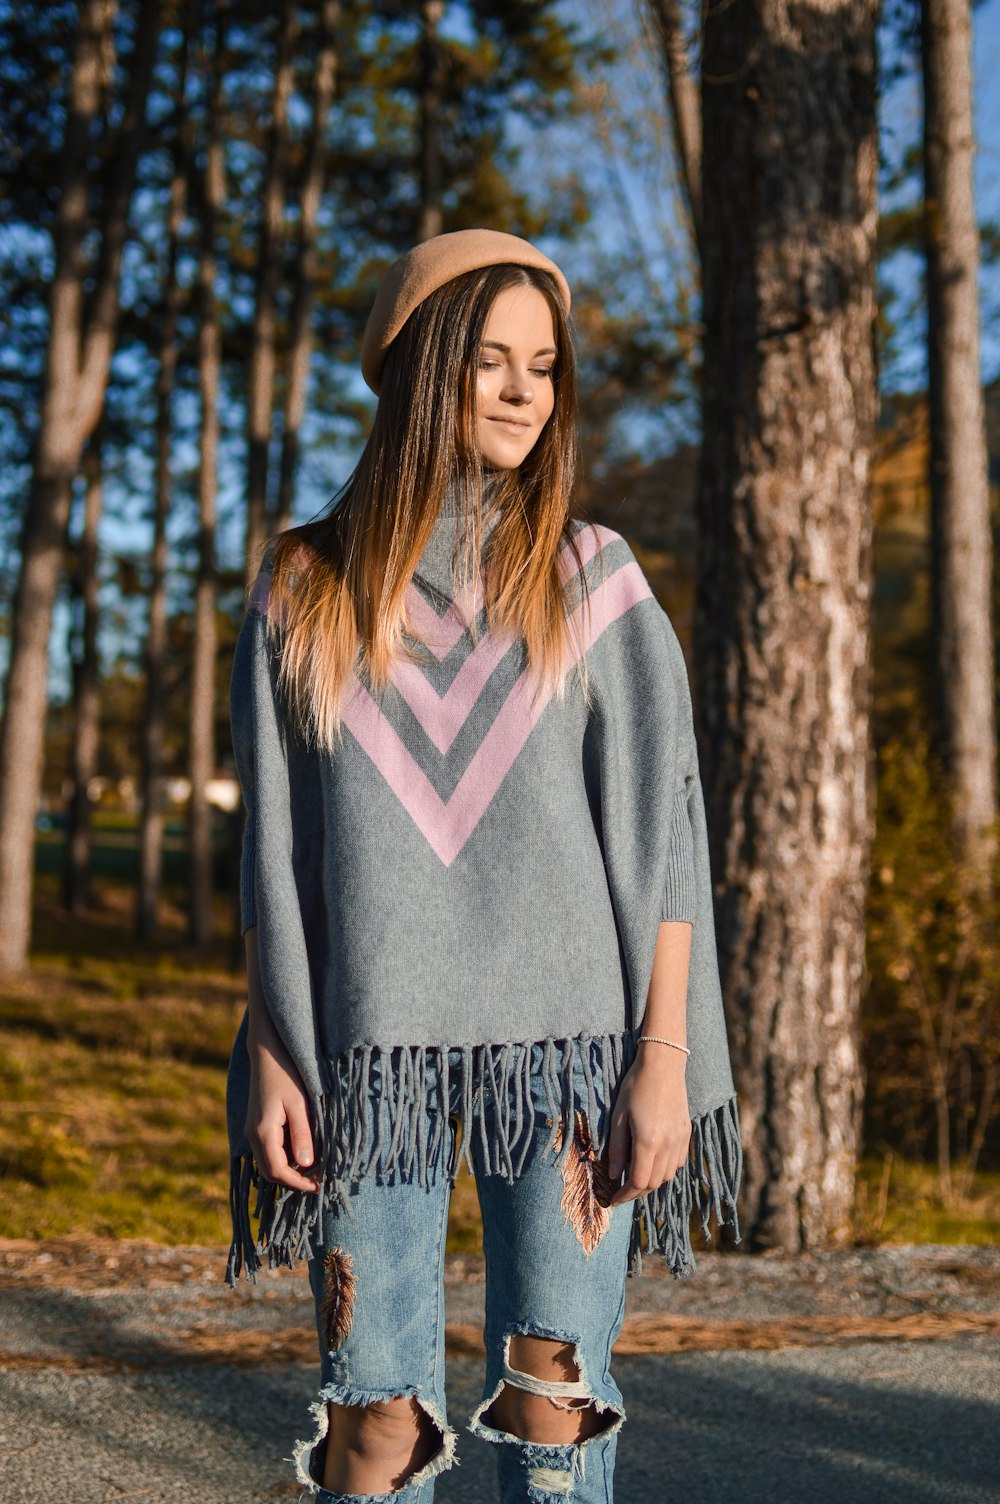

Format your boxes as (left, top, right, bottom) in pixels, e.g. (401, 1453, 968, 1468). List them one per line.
(605, 1045, 692, 1207)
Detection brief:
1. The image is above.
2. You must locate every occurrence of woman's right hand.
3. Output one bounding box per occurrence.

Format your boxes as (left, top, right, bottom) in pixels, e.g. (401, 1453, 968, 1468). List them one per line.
(245, 1029, 321, 1194)
(243, 925, 320, 1194)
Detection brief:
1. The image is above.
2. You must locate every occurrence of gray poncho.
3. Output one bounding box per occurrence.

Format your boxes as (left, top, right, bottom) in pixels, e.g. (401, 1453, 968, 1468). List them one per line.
(224, 494, 742, 1288)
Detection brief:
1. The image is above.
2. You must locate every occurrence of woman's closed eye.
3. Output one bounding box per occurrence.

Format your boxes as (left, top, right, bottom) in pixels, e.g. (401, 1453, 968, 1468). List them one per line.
(478, 359, 554, 378)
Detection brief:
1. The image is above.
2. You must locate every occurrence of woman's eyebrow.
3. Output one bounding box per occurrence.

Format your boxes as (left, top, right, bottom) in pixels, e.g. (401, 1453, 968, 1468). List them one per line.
(481, 339, 557, 357)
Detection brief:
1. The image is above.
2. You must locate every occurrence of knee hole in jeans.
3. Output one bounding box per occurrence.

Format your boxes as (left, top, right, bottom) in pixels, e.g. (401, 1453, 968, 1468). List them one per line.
(482, 1334, 618, 1447)
(322, 1393, 445, 1495)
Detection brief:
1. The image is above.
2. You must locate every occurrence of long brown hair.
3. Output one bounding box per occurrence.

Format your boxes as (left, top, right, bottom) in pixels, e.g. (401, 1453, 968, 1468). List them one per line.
(250, 262, 596, 754)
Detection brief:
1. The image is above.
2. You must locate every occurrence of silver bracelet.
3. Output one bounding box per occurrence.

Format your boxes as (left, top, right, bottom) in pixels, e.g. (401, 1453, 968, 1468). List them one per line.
(637, 1034, 690, 1056)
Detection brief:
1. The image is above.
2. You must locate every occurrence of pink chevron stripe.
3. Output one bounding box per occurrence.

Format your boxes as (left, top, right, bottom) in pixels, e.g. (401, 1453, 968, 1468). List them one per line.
(559, 548, 653, 672)
(394, 522, 622, 752)
(392, 629, 518, 753)
(404, 579, 481, 659)
(403, 521, 616, 660)
(248, 523, 614, 630)
(341, 554, 653, 865)
(557, 520, 615, 581)
(339, 685, 462, 865)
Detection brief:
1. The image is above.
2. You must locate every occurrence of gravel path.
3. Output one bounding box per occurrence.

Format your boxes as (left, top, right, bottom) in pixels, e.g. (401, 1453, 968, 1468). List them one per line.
(0, 1239, 997, 1503)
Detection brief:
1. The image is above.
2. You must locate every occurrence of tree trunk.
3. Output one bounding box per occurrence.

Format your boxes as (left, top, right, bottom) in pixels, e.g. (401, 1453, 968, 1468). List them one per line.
(245, 0, 296, 573)
(188, 0, 228, 949)
(138, 28, 189, 942)
(276, 0, 339, 536)
(699, 0, 879, 1250)
(921, 0, 996, 881)
(416, 0, 445, 242)
(0, 0, 162, 975)
(62, 420, 105, 915)
(644, 0, 702, 255)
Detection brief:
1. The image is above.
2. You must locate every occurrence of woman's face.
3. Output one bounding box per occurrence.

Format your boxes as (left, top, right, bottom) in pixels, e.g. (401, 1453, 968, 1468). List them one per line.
(475, 285, 558, 470)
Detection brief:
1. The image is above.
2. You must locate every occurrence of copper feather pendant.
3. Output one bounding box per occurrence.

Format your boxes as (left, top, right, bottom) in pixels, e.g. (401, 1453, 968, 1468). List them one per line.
(552, 1109, 613, 1255)
(320, 1246, 357, 1352)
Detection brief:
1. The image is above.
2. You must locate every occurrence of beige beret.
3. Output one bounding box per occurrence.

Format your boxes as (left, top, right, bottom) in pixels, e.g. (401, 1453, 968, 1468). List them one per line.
(360, 228, 572, 395)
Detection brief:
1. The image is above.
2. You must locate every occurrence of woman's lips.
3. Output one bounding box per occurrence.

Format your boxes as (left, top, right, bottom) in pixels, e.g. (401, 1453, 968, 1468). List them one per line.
(489, 418, 531, 432)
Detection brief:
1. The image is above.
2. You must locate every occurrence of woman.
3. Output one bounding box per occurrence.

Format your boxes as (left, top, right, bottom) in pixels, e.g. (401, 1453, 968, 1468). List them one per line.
(225, 228, 742, 1503)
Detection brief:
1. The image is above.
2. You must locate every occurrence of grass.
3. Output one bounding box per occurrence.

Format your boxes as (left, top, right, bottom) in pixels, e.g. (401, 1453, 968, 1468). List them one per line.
(0, 880, 243, 1245)
(2, 871, 998, 1254)
(0, 873, 486, 1253)
(852, 1153, 1000, 1247)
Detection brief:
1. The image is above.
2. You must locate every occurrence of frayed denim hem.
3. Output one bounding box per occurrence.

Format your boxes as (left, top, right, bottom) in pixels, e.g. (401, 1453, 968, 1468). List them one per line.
(466, 1325, 626, 1502)
(292, 1381, 458, 1502)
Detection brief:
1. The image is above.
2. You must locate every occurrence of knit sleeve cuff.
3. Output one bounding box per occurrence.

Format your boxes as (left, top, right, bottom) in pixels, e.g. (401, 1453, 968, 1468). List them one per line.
(239, 809, 257, 934)
(661, 784, 696, 924)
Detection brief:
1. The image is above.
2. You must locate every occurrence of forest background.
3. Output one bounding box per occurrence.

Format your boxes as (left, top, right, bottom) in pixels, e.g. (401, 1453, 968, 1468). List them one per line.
(0, 0, 998, 1260)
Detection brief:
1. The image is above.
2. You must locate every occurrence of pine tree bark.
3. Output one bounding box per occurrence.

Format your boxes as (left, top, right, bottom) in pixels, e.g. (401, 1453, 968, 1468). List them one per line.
(245, 0, 296, 573)
(0, 0, 162, 975)
(699, 0, 879, 1250)
(188, 0, 228, 948)
(644, 0, 702, 254)
(62, 420, 105, 916)
(416, 0, 445, 242)
(138, 28, 190, 942)
(921, 0, 996, 880)
(276, 0, 339, 536)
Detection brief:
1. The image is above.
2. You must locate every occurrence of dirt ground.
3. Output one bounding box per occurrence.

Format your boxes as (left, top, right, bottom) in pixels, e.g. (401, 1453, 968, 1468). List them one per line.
(1, 1237, 997, 1502)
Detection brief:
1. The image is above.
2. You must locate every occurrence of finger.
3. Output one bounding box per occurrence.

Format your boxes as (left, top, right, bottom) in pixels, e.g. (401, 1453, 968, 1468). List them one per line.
(630, 1141, 656, 1192)
(609, 1141, 654, 1207)
(255, 1120, 287, 1180)
(281, 1164, 322, 1192)
(650, 1150, 673, 1191)
(285, 1099, 316, 1170)
(664, 1136, 691, 1183)
(653, 1140, 692, 1190)
(272, 1159, 321, 1192)
(609, 1174, 646, 1207)
(282, 1121, 320, 1189)
(606, 1111, 631, 1183)
(669, 1146, 689, 1181)
(258, 1121, 320, 1192)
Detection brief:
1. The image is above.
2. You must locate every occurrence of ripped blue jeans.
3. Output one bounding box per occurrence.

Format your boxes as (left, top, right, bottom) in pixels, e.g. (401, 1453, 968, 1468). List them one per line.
(295, 1040, 632, 1503)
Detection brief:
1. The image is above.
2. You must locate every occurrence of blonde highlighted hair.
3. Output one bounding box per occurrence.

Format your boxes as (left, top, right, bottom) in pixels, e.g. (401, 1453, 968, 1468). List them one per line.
(248, 262, 596, 754)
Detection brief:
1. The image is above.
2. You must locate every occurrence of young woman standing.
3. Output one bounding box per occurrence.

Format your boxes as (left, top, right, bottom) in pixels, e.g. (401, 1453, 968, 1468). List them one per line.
(225, 228, 742, 1503)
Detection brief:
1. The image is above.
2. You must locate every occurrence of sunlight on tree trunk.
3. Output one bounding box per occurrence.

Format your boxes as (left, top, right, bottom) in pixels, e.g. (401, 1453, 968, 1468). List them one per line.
(138, 29, 190, 943)
(698, 0, 879, 1252)
(0, 0, 162, 975)
(921, 0, 997, 887)
(189, 0, 229, 950)
(62, 421, 105, 916)
(277, 0, 340, 536)
(245, 0, 296, 575)
(417, 0, 445, 243)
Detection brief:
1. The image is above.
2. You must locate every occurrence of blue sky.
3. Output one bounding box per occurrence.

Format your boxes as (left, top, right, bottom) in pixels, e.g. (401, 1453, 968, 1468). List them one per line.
(564, 0, 1000, 392)
(879, 0, 1000, 384)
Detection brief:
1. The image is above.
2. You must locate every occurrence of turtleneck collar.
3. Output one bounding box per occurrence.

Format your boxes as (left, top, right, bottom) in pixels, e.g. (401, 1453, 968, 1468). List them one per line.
(439, 468, 506, 517)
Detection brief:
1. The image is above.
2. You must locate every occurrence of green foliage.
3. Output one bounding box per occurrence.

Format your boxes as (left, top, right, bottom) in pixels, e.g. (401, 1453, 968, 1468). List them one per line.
(3, 863, 999, 1250)
(864, 729, 1000, 1189)
(854, 1155, 1000, 1246)
(979, 219, 1000, 268)
(0, 873, 486, 1251)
